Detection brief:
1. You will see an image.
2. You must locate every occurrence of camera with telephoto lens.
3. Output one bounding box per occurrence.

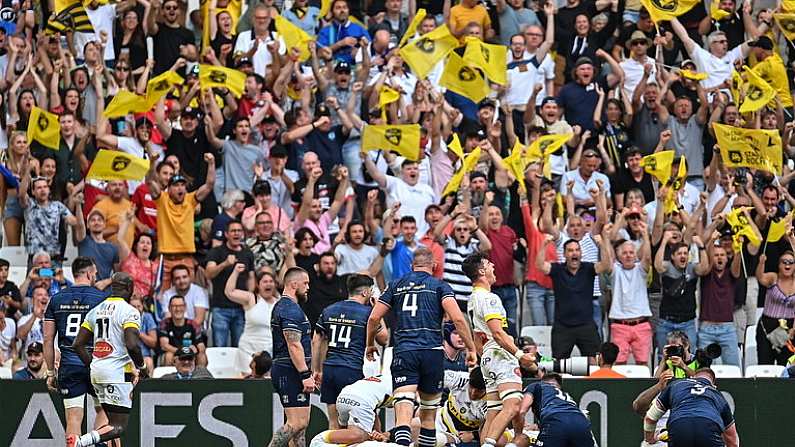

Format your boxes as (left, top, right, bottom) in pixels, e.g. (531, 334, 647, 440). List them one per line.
(538, 356, 593, 376)
(664, 344, 685, 358)
(692, 343, 722, 369)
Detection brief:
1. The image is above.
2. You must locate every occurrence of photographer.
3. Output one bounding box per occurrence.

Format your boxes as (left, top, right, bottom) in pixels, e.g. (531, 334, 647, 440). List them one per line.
(654, 330, 696, 379)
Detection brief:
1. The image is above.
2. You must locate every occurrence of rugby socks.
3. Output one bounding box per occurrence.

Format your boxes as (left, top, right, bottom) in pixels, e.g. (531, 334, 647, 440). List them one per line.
(481, 437, 498, 447)
(418, 427, 436, 447)
(74, 431, 101, 447)
(393, 425, 412, 446)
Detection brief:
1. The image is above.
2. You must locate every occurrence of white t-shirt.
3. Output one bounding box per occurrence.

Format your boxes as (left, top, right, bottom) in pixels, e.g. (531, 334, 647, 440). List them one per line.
(609, 261, 652, 319)
(506, 51, 555, 107)
(233, 30, 287, 76)
(384, 175, 436, 235)
(620, 56, 656, 100)
(707, 185, 734, 225)
(0, 317, 16, 360)
(75, 4, 117, 61)
(160, 284, 210, 323)
(691, 45, 746, 90)
(559, 169, 612, 202)
(334, 243, 380, 276)
(16, 314, 43, 352)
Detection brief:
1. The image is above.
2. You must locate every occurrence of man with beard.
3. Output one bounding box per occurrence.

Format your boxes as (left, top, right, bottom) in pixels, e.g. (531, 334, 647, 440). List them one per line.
(205, 220, 256, 348)
(161, 265, 210, 327)
(536, 232, 611, 361)
(208, 116, 266, 197)
(74, 207, 119, 281)
(697, 242, 742, 366)
(149, 0, 197, 75)
(270, 267, 314, 447)
(20, 176, 79, 261)
(247, 210, 287, 273)
(13, 342, 45, 379)
(304, 252, 347, 328)
(156, 101, 221, 221)
(312, 274, 387, 429)
(317, 0, 370, 64)
(614, 148, 655, 210)
(148, 153, 216, 289)
(297, 166, 350, 255)
(334, 221, 382, 276)
(91, 180, 134, 246)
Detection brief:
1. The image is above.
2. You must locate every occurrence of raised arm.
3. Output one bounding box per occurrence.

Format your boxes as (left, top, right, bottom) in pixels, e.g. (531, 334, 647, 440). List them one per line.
(655, 231, 671, 274)
(669, 17, 697, 55)
(194, 153, 216, 202)
(756, 254, 776, 287)
(224, 263, 256, 308)
(536, 234, 554, 275)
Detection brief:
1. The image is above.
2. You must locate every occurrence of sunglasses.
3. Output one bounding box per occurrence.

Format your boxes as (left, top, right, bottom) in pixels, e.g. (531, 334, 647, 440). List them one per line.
(164, 4, 179, 10)
(782, 259, 795, 265)
(454, 227, 470, 232)
(631, 40, 647, 46)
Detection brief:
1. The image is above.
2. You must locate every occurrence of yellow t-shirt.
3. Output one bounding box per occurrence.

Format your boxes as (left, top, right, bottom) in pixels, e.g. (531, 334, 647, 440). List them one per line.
(92, 198, 134, 248)
(156, 191, 198, 254)
(449, 4, 491, 36)
(752, 52, 793, 108)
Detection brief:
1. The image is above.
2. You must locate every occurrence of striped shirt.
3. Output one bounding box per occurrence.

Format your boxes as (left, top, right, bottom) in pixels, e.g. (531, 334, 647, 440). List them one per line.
(763, 284, 795, 319)
(556, 231, 601, 297)
(443, 238, 481, 304)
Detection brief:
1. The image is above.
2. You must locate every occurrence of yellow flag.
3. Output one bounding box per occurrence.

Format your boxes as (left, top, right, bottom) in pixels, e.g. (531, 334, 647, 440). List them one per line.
(664, 157, 687, 214)
(640, 0, 701, 23)
(726, 206, 762, 247)
(641, 150, 675, 184)
(27, 107, 61, 150)
(86, 149, 150, 182)
(199, 64, 246, 97)
(713, 123, 782, 174)
(775, 13, 795, 41)
(441, 51, 491, 104)
(378, 86, 401, 121)
(145, 71, 184, 108)
(784, 0, 795, 11)
(47, 0, 94, 34)
(462, 38, 507, 85)
(730, 69, 744, 103)
(448, 132, 464, 159)
(525, 133, 571, 179)
(680, 69, 708, 81)
(767, 218, 789, 243)
(275, 15, 314, 62)
(399, 9, 427, 48)
(361, 124, 421, 161)
(710, 0, 731, 21)
(103, 90, 150, 118)
(442, 147, 481, 197)
(504, 140, 527, 191)
(399, 24, 459, 79)
(739, 66, 775, 113)
(320, 0, 331, 19)
(555, 193, 565, 219)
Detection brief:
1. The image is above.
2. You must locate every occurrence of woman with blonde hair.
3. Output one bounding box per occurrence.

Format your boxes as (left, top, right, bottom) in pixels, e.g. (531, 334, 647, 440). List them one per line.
(0, 132, 38, 246)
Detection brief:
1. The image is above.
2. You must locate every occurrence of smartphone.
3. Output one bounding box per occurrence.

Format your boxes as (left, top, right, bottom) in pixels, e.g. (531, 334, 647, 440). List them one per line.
(39, 268, 54, 278)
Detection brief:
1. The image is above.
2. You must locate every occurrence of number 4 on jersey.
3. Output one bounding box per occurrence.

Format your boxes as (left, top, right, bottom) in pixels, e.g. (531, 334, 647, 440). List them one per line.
(402, 293, 418, 317)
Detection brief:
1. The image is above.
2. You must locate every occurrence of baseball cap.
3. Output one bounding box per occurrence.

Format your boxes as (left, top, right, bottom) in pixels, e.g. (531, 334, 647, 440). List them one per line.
(478, 99, 496, 110)
(540, 96, 557, 108)
(749, 36, 774, 51)
(87, 208, 106, 220)
(135, 116, 153, 129)
(27, 342, 44, 354)
(334, 61, 352, 74)
(470, 171, 487, 182)
(176, 346, 195, 359)
(574, 56, 594, 68)
(680, 59, 696, 69)
(169, 174, 188, 187)
(181, 107, 201, 119)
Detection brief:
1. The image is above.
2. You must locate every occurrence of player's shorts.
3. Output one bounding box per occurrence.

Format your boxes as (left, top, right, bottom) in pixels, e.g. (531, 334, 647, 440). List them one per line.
(58, 363, 94, 400)
(337, 392, 376, 431)
(93, 382, 134, 413)
(536, 413, 596, 447)
(667, 417, 726, 447)
(321, 365, 363, 405)
(391, 349, 444, 394)
(272, 362, 310, 408)
(481, 347, 522, 394)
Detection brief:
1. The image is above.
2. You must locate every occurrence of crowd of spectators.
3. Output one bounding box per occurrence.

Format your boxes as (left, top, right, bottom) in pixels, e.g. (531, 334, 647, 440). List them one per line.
(1, 0, 795, 381)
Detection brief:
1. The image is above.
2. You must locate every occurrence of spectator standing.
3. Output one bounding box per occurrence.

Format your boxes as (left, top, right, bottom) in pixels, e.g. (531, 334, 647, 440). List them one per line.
(0, 308, 16, 366)
(317, 0, 370, 63)
(302, 252, 347, 328)
(496, 0, 540, 46)
(16, 286, 48, 352)
(150, 0, 198, 75)
(147, 153, 216, 289)
(480, 195, 519, 335)
(0, 259, 22, 319)
(536, 232, 611, 360)
(698, 241, 742, 366)
(296, 166, 350, 255)
(160, 264, 210, 326)
(755, 251, 795, 365)
(74, 208, 119, 281)
(158, 295, 208, 366)
(205, 220, 256, 347)
(211, 189, 246, 247)
(19, 176, 78, 261)
(334, 221, 382, 276)
(449, 0, 493, 39)
(246, 210, 288, 273)
(226, 265, 280, 374)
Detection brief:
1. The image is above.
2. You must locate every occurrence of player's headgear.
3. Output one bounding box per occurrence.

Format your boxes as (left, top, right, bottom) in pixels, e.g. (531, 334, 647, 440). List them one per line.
(443, 321, 457, 347)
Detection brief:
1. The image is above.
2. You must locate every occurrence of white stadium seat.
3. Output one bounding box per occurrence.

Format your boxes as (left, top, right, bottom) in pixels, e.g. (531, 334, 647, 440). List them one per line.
(8, 266, 26, 285)
(744, 364, 785, 378)
(152, 366, 177, 378)
(743, 326, 757, 372)
(711, 364, 743, 378)
(0, 246, 27, 267)
(520, 326, 552, 358)
(0, 366, 12, 379)
(206, 347, 240, 378)
(612, 364, 651, 378)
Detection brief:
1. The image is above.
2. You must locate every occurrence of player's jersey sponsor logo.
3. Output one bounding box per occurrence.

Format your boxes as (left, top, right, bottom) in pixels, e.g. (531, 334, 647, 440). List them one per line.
(93, 340, 114, 358)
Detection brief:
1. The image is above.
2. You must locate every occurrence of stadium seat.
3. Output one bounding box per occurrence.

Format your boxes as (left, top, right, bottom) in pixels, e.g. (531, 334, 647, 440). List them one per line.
(711, 364, 742, 378)
(9, 266, 26, 285)
(206, 347, 240, 378)
(520, 326, 552, 358)
(0, 246, 27, 267)
(152, 366, 176, 378)
(0, 366, 11, 379)
(743, 326, 757, 372)
(612, 364, 651, 378)
(744, 364, 785, 378)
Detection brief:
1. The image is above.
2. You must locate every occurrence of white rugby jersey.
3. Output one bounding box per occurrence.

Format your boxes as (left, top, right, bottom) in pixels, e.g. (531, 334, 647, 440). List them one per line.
(81, 297, 141, 383)
(467, 287, 508, 352)
(338, 376, 393, 410)
(440, 387, 487, 433)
